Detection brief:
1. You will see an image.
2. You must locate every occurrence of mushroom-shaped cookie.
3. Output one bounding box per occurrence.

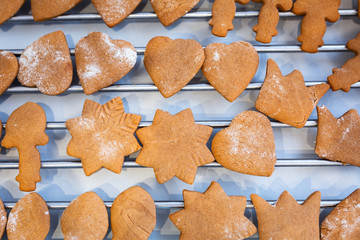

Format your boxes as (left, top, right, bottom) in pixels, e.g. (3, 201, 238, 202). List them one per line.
(292, 0, 341, 53)
(1, 102, 49, 191)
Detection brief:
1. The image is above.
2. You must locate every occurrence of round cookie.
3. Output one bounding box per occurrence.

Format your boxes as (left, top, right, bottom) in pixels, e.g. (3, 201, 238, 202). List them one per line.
(31, 0, 83, 22)
(0, 51, 18, 95)
(144, 36, 204, 98)
(111, 186, 156, 240)
(0, 198, 6, 238)
(202, 41, 259, 102)
(0, 0, 25, 25)
(61, 191, 108, 240)
(18, 31, 73, 95)
(7, 193, 50, 240)
(212, 111, 277, 176)
(75, 32, 137, 95)
(92, 0, 141, 28)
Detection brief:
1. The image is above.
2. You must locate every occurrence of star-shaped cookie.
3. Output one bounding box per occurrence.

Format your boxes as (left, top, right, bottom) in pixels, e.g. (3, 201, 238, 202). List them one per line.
(66, 97, 141, 176)
(255, 59, 329, 128)
(135, 108, 214, 184)
(169, 181, 257, 239)
(315, 106, 360, 167)
(321, 189, 360, 240)
(251, 190, 321, 240)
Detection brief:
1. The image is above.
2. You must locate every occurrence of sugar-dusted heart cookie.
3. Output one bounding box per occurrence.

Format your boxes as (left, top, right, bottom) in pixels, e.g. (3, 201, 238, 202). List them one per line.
(0, 198, 6, 238)
(111, 186, 156, 240)
(202, 41, 259, 102)
(212, 111, 276, 176)
(292, 0, 341, 53)
(1, 102, 49, 192)
(136, 108, 214, 184)
(66, 97, 141, 176)
(75, 32, 137, 95)
(170, 181, 257, 239)
(321, 189, 360, 240)
(18, 31, 73, 95)
(255, 59, 329, 128)
(150, 0, 200, 27)
(0, 51, 18, 95)
(144, 36, 204, 98)
(92, 0, 141, 28)
(7, 193, 50, 240)
(31, 0, 83, 22)
(0, 0, 25, 25)
(328, 33, 360, 92)
(315, 106, 360, 167)
(61, 192, 108, 240)
(251, 191, 321, 240)
(252, 0, 293, 43)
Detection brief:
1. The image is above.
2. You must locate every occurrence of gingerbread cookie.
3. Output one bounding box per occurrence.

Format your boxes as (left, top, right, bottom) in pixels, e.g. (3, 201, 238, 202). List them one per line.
(61, 192, 108, 240)
(212, 111, 277, 176)
(315, 106, 360, 167)
(170, 181, 257, 239)
(111, 186, 156, 240)
(136, 108, 214, 184)
(253, 0, 293, 43)
(292, 0, 341, 53)
(144, 36, 204, 98)
(0, 0, 25, 25)
(18, 31, 73, 95)
(66, 97, 141, 176)
(321, 189, 360, 239)
(209, 0, 250, 37)
(75, 32, 137, 95)
(31, 0, 83, 22)
(150, 0, 200, 27)
(328, 33, 360, 92)
(202, 41, 259, 102)
(255, 59, 329, 128)
(0, 51, 18, 95)
(2, 102, 49, 191)
(92, 0, 141, 27)
(251, 191, 321, 240)
(7, 193, 50, 240)
(0, 198, 6, 238)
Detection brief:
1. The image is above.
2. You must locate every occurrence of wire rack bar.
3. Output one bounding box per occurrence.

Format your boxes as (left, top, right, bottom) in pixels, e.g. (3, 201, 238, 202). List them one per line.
(4, 81, 360, 94)
(7, 44, 348, 56)
(6, 10, 358, 22)
(1, 120, 318, 129)
(2, 200, 340, 209)
(0, 159, 344, 169)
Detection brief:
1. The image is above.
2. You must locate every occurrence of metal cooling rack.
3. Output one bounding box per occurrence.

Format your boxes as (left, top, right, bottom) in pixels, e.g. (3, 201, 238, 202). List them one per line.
(1, 3, 359, 239)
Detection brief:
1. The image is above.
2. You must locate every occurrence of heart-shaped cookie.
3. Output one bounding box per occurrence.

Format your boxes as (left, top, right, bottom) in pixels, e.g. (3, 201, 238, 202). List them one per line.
(0, 0, 25, 25)
(144, 36, 204, 98)
(7, 193, 50, 240)
(212, 111, 277, 176)
(0, 51, 18, 95)
(92, 0, 141, 28)
(75, 32, 137, 95)
(61, 192, 108, 240)
(31, 0, 83, 22)
(18, 31, 73, 95)
(150, 0, 200, 26)
(202, 41, 259, 102)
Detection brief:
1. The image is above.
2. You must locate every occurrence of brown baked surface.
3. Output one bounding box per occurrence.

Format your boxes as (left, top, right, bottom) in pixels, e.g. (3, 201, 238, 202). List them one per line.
(251, 191, 321, 240)
(0, 51, 18, 95)
(31, 0, 83, 22)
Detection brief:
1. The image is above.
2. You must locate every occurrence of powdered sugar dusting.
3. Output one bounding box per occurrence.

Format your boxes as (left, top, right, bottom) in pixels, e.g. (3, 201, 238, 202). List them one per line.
(0, 51, 12, 59)
(213, 51, 220, 61)
(97, 0, 128, 21)
(101, 34, 136, 67)
(79, 63, 102, 82)
(95, 131, 124, 160)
